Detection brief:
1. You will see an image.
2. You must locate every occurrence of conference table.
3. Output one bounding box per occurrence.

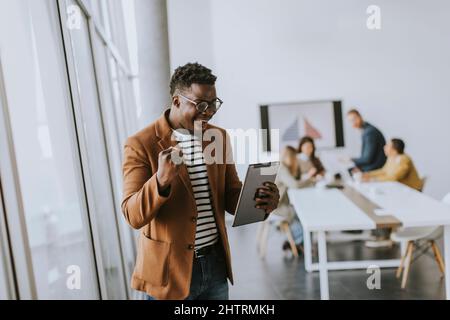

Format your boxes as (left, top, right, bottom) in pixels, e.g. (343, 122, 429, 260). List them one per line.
(288, 181, 450, 300)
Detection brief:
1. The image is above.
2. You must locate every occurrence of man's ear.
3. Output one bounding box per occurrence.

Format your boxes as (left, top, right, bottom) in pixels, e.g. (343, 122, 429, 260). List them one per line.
(172, 95, 181, 108)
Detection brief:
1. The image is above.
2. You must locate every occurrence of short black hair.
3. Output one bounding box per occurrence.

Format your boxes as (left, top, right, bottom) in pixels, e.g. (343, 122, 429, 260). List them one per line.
(169, 62, 217, 96)
(391, 138, 405, 154)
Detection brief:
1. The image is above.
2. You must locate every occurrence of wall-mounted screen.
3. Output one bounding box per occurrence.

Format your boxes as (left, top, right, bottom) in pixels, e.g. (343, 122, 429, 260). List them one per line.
(260, 100, 344, 152)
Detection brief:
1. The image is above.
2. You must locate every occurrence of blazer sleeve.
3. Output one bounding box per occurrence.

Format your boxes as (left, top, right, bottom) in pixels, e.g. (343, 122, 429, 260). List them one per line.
(121, 137, 172, 229)
(367, 166, 386, 179)
(352, 132, 378, 167)
(377, 157, 411, 182)
(223, 132, 243, 215)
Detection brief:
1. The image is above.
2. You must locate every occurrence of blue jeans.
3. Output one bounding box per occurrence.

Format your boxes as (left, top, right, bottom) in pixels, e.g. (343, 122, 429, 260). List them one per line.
(146, 243, 229, 300)
(290, 216, 304, 245)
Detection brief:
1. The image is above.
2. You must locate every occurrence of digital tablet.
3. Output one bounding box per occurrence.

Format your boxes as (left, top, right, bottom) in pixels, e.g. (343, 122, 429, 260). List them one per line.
(232, 162, 280, 227)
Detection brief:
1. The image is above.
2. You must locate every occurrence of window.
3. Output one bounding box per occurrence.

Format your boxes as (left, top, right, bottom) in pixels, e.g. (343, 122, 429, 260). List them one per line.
(62, 0, 128, 299)
(0, 0, 143, 300)
(0, 0, 99, 299)
(91, 26, 137, 294)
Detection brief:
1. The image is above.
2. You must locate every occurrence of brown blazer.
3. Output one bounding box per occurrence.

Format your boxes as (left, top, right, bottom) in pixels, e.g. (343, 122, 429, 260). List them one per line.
(121, 110, 242, 300)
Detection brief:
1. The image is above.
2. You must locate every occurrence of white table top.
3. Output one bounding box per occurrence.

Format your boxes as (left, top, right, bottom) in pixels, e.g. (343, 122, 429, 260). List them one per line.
(288, 181, 450, 231)
(288, 188, 376, 231)
(352, 181, 450, 228)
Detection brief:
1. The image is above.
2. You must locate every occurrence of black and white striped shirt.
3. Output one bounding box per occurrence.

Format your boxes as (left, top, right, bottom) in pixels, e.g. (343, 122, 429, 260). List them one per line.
(174, 130, 219, 250)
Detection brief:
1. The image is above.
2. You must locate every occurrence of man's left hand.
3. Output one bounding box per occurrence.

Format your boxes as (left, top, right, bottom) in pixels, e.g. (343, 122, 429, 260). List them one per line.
(255, 182, 280, 214)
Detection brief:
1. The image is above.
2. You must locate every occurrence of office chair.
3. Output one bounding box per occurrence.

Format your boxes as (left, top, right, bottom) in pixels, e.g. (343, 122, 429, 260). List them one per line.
(256, 215, 300, 259)
(391, 192, 450, 289)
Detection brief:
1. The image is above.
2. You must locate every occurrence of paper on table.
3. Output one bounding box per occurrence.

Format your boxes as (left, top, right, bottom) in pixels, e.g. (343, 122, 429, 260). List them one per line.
(373, 208, 392, 216)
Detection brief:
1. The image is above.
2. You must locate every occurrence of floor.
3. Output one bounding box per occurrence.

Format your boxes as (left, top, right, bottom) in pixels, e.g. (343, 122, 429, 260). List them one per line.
(226, 221, 446, 300)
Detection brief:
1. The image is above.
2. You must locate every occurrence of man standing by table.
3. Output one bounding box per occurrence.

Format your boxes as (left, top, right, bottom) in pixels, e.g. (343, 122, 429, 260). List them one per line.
(343, 109, 387, 241)
(347, 109, 386, 173)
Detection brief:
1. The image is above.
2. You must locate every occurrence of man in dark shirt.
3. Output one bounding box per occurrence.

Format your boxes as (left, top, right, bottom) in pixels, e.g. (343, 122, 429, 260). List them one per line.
(347, 109, 391, 247)
(347, 109, 386, 173)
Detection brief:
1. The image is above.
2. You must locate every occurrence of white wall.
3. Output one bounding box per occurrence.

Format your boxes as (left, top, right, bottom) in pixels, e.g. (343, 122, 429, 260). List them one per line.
(167, 0, 215, 71)
(168, 0, 450, 198)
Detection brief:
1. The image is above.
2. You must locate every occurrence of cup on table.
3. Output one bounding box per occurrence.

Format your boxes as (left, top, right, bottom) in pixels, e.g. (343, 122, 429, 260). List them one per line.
(353, 172, 362, 183)
(369, 187, 382, 197)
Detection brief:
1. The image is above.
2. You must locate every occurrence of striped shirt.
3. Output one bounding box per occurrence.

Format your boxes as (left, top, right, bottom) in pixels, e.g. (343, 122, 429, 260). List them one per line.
(173, 130, 219, 250)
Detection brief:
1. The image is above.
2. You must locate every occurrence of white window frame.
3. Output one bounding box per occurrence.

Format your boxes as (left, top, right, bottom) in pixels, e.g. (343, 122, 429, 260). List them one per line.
(0, 53, 37, 300)
(0, 57, 16, 299)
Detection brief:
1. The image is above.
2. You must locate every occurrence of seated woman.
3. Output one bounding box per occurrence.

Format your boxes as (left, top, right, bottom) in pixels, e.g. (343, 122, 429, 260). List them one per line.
(297, 136, 326, 182)
(362, 138, 422, 191)
(274, 138, 326, 253)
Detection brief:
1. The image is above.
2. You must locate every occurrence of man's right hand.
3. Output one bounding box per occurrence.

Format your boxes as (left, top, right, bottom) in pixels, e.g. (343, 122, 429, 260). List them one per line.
(351, 167, 361, 174)
(156, 147, 183, 192)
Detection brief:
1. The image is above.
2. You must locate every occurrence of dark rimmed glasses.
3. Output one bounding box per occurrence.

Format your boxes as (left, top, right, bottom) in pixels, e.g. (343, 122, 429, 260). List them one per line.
(178, 93, 223, 114)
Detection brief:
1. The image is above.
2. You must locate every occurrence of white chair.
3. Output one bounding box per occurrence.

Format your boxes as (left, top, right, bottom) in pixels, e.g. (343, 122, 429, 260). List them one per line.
(256, 214, 300, 259)
(391, 192, 450, 289)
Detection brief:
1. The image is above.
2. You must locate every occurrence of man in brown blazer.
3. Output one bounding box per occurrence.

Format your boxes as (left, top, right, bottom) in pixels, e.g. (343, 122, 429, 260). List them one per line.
(121, 63, 280, 300)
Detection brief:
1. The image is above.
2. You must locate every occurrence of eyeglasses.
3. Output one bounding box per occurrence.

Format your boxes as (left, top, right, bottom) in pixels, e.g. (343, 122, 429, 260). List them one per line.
(178, 94, 223, 114)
